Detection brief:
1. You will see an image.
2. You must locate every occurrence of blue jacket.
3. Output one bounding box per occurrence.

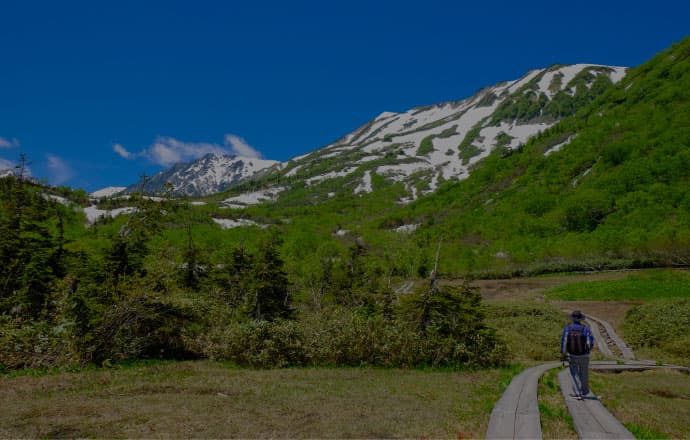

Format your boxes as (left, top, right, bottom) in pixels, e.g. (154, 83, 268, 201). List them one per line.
(561, 322, 595, 355)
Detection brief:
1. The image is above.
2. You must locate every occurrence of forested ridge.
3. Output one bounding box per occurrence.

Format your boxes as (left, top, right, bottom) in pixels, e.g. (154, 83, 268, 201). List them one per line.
(1, 38, 689, 372)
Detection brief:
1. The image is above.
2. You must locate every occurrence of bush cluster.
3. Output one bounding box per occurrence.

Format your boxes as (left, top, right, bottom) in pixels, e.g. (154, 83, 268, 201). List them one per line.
(623, 298, 690, 364)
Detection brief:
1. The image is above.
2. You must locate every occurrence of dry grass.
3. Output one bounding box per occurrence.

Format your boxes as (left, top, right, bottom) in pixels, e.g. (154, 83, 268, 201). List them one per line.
(0, 361, 510, 439)
(538, 368, 577, 439)
(550, 300, 639, 333)
(590, 369, 690, 439)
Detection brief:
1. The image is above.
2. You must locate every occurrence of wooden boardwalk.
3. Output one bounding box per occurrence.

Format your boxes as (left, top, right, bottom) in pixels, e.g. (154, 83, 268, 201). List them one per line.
(486, 312, 687, 439)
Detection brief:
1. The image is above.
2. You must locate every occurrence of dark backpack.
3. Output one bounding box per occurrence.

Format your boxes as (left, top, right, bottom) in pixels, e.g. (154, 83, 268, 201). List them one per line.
(566, 325, 588, 355)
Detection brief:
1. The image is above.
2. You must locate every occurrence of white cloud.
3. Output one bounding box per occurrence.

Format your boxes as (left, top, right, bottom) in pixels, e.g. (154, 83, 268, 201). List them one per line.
(0, 137, 20, 148)
(225, 134, 262, 159)
(0, 158, 14, 170)
(0, 157, 32, 177)
(114, 134, 265, 167)
(145, 136, 227, 166)
(46, 154, 74, 184)
(113, 143, 133, 159)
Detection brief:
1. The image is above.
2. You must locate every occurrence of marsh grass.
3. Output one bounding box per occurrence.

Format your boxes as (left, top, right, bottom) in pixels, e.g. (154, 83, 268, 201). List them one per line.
(544, 269, 690, 301)
(538, 368, 577, 439)
(486, 301, 564, 362)
(590, 369, 690, 439)
(0, 361, 512, 438)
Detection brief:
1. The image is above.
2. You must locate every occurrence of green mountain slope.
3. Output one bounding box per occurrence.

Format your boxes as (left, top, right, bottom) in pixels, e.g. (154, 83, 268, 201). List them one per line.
(396, 37, 690, 275)
(207, 38, 689, 278)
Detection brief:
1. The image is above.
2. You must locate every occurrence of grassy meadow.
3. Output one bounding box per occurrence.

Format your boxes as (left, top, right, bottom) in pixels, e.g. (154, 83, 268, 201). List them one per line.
(590, 369, 690, 439)
(0, 361, 514, 439)
(544, 269, 690, 301)
(543, 269, 690, 365)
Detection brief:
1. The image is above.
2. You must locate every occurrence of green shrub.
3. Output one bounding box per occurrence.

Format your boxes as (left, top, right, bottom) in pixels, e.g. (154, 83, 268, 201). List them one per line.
(417, 136, 435, 156)
(486, 301, 564, 362)
(0, 316, 79, 370)
(623, 298, 690, 364)
(196, 319, 305, 368)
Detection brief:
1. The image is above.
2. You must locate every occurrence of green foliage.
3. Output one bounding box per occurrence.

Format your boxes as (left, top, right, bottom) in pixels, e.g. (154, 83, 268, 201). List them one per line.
(457, 121, 485, 164)
(476, 91, 498, 107)
(495, 131, 514, 148)
(244, 234, 293, 321)
(0, 316, 78, 370)
(545, 270, 690, 301)
(561, 189, 614, 232)
(491, 66, 616, 124)
(486, 301, 564, 362)
(624, 424, 670, 440)
(417, 135, 435, 156)
(0, 176, 65, 317)
(393, 37, 690, 275)
(623, 298, 690, 364)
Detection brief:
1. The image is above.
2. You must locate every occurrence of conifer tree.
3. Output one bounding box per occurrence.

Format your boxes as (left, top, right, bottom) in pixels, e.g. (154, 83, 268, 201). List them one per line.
(246, 234, 292, 321)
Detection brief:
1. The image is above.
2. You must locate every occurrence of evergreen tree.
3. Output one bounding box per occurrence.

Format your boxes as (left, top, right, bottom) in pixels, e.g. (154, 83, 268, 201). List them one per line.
(245, 234, 292, 321)
(0, 175, 60, 317)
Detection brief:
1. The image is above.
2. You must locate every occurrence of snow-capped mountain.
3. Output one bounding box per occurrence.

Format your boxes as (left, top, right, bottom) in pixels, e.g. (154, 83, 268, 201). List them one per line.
(264, 63, 627, 204)
(121, 64, 626, 202)
(125, 153, 280, 196)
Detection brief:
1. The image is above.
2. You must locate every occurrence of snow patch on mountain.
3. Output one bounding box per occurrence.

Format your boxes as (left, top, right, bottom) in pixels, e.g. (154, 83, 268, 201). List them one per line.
(377, 162, 429, 182)
(83, 205, 137, 224)
(545, 135, 576, 156)
(42, 194, 71, 205)
(355, 170, 373, 194)
(220, 186, 286, 209)
(306, 167, 358, 186)
(394, 223, 420, 233)
(285, 165, 303, 177)
(212, 218, 266, 229)
(90, 186, 126, 199)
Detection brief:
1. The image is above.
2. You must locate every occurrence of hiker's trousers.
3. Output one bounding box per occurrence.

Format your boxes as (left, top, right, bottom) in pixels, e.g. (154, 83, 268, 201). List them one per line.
(568, 353, 590, 395)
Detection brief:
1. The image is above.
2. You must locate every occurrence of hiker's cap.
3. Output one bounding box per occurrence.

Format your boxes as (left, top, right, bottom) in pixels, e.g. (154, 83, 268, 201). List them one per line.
(571, 310, 585, 321)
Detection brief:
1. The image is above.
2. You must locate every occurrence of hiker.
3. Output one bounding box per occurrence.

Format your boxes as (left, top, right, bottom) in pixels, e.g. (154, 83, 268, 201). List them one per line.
(561, 310, 595, 399)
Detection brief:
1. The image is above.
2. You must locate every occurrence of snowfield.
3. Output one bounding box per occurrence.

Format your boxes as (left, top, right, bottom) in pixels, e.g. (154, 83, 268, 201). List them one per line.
(83, 205, 137, 224)
(90, 186, 126, 199)
(220, 187, 286, 208)
(212, 218, 266, 229)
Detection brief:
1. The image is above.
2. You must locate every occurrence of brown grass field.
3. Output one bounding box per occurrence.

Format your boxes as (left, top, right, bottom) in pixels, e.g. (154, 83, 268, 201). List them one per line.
(0, 361, 512, 438)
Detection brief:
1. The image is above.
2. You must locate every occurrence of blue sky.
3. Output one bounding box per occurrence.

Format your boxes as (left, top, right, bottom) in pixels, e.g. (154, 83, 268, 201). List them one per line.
(1, 0, 688, 191)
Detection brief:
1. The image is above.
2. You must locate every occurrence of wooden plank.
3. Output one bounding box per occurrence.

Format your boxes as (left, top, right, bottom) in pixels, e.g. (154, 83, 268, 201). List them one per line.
(586, 314, 634, 360)
(558, 369, 634, 439)
(586, 318, 615, 358)
(486, 362, 560, 439)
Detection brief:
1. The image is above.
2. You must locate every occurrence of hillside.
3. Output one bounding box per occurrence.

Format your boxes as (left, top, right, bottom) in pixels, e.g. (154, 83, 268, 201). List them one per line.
(119, 64, 625, 199)
(1, 38, 689, 375)
(213, 38, 689, 277)
(269, 64, 625, 204)
(395, 37, 690, 274)
(86, 39, 689, 279)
